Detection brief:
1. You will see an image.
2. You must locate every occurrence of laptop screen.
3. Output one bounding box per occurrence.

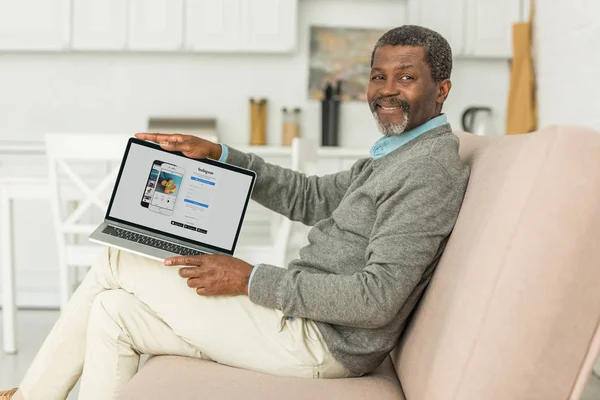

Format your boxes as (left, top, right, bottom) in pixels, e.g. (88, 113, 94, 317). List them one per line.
(106, 139, 255, 254)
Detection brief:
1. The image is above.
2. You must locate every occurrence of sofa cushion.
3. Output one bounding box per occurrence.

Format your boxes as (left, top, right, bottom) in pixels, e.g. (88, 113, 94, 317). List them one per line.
(393, 126, 600, 399)
(120, 356, 405, 400)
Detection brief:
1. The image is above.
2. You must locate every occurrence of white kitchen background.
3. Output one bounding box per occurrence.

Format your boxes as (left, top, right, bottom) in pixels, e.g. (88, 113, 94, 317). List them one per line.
(0, 0, 542, 308)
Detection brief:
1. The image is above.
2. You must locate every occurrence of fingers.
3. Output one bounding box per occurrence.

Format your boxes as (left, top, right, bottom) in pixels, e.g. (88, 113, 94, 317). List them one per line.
(134, 133, 161, 142)
(162, 140, 196, 153)
(196, 287, 216, 296)
(135, 133, 183, 143)
(186, 275, 218, 295)
(135, 133, 190, 150)
(186, 277, 206, 288)
(136, 132, 213, 159)
(164, 255, 205, 267)
(178, 268, 204, 279)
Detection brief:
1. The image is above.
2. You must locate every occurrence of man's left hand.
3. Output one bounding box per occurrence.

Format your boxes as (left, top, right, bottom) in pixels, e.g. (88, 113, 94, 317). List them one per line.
(165, 255, 254, 296)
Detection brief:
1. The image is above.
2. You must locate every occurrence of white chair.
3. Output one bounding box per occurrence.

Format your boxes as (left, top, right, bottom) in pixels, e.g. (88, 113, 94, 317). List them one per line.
(234, 138, 317, 267)
(1, 177, 50, 353)
(45, 133, 131, 309)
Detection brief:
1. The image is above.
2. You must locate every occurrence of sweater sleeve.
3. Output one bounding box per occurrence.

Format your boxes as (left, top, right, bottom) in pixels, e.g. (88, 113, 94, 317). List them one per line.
(226, 147, 360, 226)
(248, 157, 463, 328)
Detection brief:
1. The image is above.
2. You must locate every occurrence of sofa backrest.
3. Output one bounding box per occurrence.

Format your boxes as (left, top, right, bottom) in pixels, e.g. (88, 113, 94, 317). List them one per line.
(392, 126, 600, 400)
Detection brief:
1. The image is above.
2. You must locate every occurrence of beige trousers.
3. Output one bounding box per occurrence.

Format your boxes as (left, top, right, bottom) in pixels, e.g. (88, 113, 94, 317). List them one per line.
(19, 248, 349, 400)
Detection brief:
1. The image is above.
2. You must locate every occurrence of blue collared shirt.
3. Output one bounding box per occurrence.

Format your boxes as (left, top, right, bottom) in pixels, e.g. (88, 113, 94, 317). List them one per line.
(370, 114, 448, 160)
(218, 144, 229, 163)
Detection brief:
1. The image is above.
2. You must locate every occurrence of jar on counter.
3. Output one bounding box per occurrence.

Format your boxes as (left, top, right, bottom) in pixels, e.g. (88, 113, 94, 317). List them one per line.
(250, 98, 267, 145)
(282, 107, 301, 146)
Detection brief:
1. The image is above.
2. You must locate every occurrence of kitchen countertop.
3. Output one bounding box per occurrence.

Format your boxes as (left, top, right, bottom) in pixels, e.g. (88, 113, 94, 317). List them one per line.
(0, 140, 45, 155)
(0, 140, 368, 158)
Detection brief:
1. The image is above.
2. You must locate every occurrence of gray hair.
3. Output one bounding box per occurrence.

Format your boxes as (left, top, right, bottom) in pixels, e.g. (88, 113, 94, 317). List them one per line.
(370, 25, 452, 83)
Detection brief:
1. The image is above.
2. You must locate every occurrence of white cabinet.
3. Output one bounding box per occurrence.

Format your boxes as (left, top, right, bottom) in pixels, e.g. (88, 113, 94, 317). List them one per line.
(407, 0, 466, 56)
(242, 0, 297, 52)
(72, 0, 127, 50)
(185, 0, 297, 53)
(185, 0, 242, 52)
(408, 0, 523, 58)
(465, 0, 522, 58)
(129, 0, 184, 51)
(0, 0, 298, 53)
(0, 0, 70, 50)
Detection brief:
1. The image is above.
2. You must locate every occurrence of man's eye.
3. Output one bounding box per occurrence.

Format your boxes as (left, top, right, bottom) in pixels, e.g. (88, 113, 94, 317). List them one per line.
(371, 75, 384, 81)
(400, 76, 414, 81)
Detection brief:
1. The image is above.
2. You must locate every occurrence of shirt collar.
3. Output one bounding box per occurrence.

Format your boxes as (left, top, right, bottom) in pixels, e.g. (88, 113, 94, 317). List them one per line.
(370, 114, 448, 160)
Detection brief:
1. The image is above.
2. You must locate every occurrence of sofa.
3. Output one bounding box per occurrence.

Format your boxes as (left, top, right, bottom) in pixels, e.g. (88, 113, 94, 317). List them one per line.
(120, 125, 600, 400)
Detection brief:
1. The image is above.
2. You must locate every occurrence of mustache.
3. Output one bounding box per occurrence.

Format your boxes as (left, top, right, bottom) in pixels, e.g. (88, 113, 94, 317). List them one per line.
(370, 97, 410, 112)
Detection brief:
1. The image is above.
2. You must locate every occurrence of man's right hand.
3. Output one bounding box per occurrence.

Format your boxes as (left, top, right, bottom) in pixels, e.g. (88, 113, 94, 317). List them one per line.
(134, 133, 223, 160)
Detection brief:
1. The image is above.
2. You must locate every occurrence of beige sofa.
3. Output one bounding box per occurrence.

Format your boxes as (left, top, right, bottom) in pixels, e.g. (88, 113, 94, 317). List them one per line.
(121, 125, 600, 400)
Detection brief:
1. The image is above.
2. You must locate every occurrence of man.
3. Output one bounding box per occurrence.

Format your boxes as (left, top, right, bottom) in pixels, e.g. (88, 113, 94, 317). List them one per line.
(1, 25, 469, 400)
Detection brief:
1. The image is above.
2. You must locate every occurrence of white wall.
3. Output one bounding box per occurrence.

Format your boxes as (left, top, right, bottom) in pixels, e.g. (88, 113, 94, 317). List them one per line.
(534, 0, 600, 375)
(0, 0, 511, 308)
(535, 0, 600, 131)
(0, 0, 509, 148)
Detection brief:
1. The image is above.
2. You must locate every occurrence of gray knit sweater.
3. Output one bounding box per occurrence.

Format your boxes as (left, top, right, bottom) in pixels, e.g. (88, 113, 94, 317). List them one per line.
(226, 124, 470, 374)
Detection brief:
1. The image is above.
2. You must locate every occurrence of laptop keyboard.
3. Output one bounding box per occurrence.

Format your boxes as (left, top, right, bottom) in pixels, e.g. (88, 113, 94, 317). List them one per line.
(102, 226, 205, 256)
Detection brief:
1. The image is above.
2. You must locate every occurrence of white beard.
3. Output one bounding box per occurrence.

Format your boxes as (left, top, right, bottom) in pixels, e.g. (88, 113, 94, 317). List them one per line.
(373, 111, 409, 136)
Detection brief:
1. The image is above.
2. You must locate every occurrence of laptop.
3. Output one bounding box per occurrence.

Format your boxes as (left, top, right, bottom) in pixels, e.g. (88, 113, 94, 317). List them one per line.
(89, 137, 256, 261)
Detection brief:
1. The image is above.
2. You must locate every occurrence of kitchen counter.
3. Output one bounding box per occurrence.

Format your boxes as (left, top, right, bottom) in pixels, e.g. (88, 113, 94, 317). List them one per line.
(0, 140, 367, 158)
(0, 140, 45, 155)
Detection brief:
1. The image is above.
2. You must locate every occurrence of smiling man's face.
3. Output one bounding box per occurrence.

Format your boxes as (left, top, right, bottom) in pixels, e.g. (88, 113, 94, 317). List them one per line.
(367, 45, 446, 136)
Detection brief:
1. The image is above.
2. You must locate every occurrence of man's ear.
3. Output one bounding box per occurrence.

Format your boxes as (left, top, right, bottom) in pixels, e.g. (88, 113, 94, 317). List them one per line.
(436, 79, 452, 106)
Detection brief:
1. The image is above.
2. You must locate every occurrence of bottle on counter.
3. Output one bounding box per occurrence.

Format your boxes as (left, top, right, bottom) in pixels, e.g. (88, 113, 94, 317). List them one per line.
(321, 80, 342, 146)
(250, 98, 268, 145)
(282, 107, 301, 146)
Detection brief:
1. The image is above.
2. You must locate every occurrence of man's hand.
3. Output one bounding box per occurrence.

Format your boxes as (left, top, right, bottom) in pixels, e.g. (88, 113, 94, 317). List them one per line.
(165, 254, 254, 296)
(134, 133, 223, 160)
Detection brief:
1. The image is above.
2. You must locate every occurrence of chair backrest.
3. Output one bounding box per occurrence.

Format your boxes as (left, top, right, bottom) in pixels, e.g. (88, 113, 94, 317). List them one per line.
(45, 133, 131, 235)
(392, 126, 600, 400)
(271, 138, 318, 257)
(291, 137, 317, 173)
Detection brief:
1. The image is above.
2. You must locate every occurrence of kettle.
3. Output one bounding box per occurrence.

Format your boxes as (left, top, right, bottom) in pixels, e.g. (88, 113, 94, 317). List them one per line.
(461, 106, 498, 136)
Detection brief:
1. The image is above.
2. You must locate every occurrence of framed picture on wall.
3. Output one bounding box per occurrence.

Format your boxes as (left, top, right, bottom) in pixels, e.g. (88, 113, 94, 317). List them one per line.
(308, 26, 386, 102)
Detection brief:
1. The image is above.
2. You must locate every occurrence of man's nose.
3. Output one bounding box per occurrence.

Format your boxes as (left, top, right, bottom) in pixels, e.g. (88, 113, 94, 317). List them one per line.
(379, 79, 400, 97)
